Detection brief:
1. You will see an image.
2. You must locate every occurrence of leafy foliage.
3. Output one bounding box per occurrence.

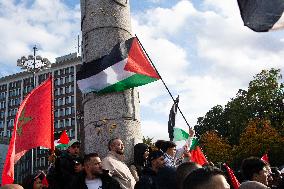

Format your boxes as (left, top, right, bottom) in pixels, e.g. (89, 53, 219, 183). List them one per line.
(233, 119, 284, 167)
(194, 68, 284, 167)
(142, 136, 154, 148)
(200, 131, 233, 164)
(195, 68, 284, 144)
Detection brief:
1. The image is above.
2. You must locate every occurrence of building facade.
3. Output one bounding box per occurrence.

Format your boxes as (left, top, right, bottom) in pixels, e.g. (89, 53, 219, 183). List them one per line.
(0, 53, 83, 183)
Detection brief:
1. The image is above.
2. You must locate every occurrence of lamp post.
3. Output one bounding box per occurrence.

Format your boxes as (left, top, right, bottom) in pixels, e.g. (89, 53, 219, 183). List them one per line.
(17, 46, 51, 85)
(16, 45, 51, 175)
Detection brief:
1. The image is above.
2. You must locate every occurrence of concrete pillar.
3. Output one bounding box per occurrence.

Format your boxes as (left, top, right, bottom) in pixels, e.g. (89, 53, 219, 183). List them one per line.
(80, 0, 142, 164)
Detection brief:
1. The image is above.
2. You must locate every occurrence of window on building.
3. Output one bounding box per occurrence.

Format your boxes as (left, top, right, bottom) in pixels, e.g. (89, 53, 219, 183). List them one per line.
(65, 119, 70, 127)
(55, 78, 59, 86)
(71, 118, 75, 126)
(0, 111, 5, 118)
(60, 109, 64, 117)
(70, 85, 74, 93)
(70, 75, 74, 82)
(55, 121, 59, 129)
(55, 110, 59, 118)
(64, 76, 68, 83)
(65, 107, 71, 115)
(0, 121, 4, 128)
(65, 67, 69, 74)
(60, 69, 64, 75)
(70, 66, 74, 73)
(54, 70, 58, 76)
(69, 129, 75, 137)
(60, 120, 64, 128)
(65, 86, 70, 94)
(60, 88, 64, 95)
(40, 157, 46, 167)
(60, 78, 64, 85)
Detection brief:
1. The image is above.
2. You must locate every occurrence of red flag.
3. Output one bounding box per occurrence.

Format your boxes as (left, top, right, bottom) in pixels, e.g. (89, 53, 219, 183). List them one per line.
(58, 130, 70, 144)
(1, 76, 54, 185)
(190, 138, 208, 166)
(190, 146, 208, 166)
(261, 154, 269, 164)
(223, 163, 240, 189)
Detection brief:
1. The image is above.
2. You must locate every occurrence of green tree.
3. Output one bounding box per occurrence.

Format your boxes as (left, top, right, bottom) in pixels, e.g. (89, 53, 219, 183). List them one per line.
(195, 68, 284, 145)
(233, 119, 284, 167)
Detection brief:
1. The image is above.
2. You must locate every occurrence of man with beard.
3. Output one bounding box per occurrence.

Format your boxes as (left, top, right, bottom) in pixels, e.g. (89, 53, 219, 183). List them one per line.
(102, 138, 136, 189)
(76, 153, 121, 189)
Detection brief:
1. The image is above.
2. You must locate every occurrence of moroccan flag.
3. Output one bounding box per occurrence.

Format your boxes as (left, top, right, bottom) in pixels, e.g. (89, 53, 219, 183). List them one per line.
(223, 163, 240, 189)
(237, 0, 284, 32)
(261, 154, 269, 164)
(1, 76, 54, 185)
(190, 138, 208, 166)
(77, 37, 160, 94)
(168, 96, 179, 141)
(173, 127, 189, 142)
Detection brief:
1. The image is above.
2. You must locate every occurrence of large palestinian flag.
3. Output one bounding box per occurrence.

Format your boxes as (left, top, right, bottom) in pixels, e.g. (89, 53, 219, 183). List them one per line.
(237, 0, 284, 32)
(77, 37, 160, 94)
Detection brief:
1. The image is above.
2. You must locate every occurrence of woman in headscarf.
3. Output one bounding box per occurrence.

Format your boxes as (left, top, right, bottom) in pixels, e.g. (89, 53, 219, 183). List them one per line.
(129, 143, 149, 181)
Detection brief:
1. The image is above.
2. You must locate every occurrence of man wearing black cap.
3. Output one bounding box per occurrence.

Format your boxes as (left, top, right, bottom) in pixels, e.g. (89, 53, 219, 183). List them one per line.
(134, 150, 165, 189)
(53, 139, 83, 189)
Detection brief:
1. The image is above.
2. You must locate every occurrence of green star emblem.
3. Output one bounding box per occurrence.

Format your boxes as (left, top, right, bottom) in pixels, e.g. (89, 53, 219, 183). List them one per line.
(16, 108, 33, 136)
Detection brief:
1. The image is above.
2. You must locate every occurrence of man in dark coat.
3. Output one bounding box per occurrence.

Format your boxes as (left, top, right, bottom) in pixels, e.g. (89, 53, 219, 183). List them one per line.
(51, 139, 83, 189)
(76, 153, 121, 189)
(135, 150, 165, 189)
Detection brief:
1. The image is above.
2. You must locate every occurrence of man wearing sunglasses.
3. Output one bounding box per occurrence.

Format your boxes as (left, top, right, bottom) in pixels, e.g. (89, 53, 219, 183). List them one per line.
(53, 139, 83, 189)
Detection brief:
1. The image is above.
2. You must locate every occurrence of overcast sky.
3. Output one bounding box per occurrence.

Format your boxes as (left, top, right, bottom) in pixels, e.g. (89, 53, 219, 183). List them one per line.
(0, 0, 283, 141)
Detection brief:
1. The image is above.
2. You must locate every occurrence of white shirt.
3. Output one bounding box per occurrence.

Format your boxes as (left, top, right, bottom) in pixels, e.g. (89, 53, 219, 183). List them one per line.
(85, 178, 103, 189)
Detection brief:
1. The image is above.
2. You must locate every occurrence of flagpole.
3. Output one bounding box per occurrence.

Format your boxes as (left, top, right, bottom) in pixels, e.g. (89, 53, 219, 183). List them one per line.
(50, 74, 55, 151)
(135, 35, 191, 128)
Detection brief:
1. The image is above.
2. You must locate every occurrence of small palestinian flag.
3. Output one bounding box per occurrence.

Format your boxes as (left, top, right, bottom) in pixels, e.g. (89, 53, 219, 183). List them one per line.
(77, 37, 160, 94)
(54, 130, 69, 150)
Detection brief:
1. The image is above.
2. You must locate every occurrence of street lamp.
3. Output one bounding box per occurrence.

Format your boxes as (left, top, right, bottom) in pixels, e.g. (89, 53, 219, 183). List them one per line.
(17, 46, 51, 85)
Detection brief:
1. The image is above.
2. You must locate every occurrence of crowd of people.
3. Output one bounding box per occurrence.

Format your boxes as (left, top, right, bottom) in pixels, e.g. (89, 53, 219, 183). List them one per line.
(1, 135, 284, 189)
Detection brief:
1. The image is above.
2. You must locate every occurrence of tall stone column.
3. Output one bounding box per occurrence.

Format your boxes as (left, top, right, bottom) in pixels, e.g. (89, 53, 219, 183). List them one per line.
(80, 0, 142, 164)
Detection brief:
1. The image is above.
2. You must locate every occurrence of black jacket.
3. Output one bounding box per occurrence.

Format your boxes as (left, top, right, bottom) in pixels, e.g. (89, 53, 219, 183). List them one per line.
(75, 170, 121, 189)
(134, 167, 157, 189)
(47, 151, 82, 189)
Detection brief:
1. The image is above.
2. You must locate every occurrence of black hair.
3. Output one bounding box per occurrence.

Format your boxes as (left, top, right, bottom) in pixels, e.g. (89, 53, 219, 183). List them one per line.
(161, 141, 176, 153)
(183, 166, 225, 189)
(155, 140, 166, 150)
(21, 171, 45, 189)
(176, 162, 201, 189)
(241, 157, 267, 181)
(83, 153, 99, 165)
(134, 143, 149, 166)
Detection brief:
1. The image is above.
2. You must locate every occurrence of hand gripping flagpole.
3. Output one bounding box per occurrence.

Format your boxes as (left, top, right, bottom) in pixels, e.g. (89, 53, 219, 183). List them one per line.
(135, 35, 191, 128)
